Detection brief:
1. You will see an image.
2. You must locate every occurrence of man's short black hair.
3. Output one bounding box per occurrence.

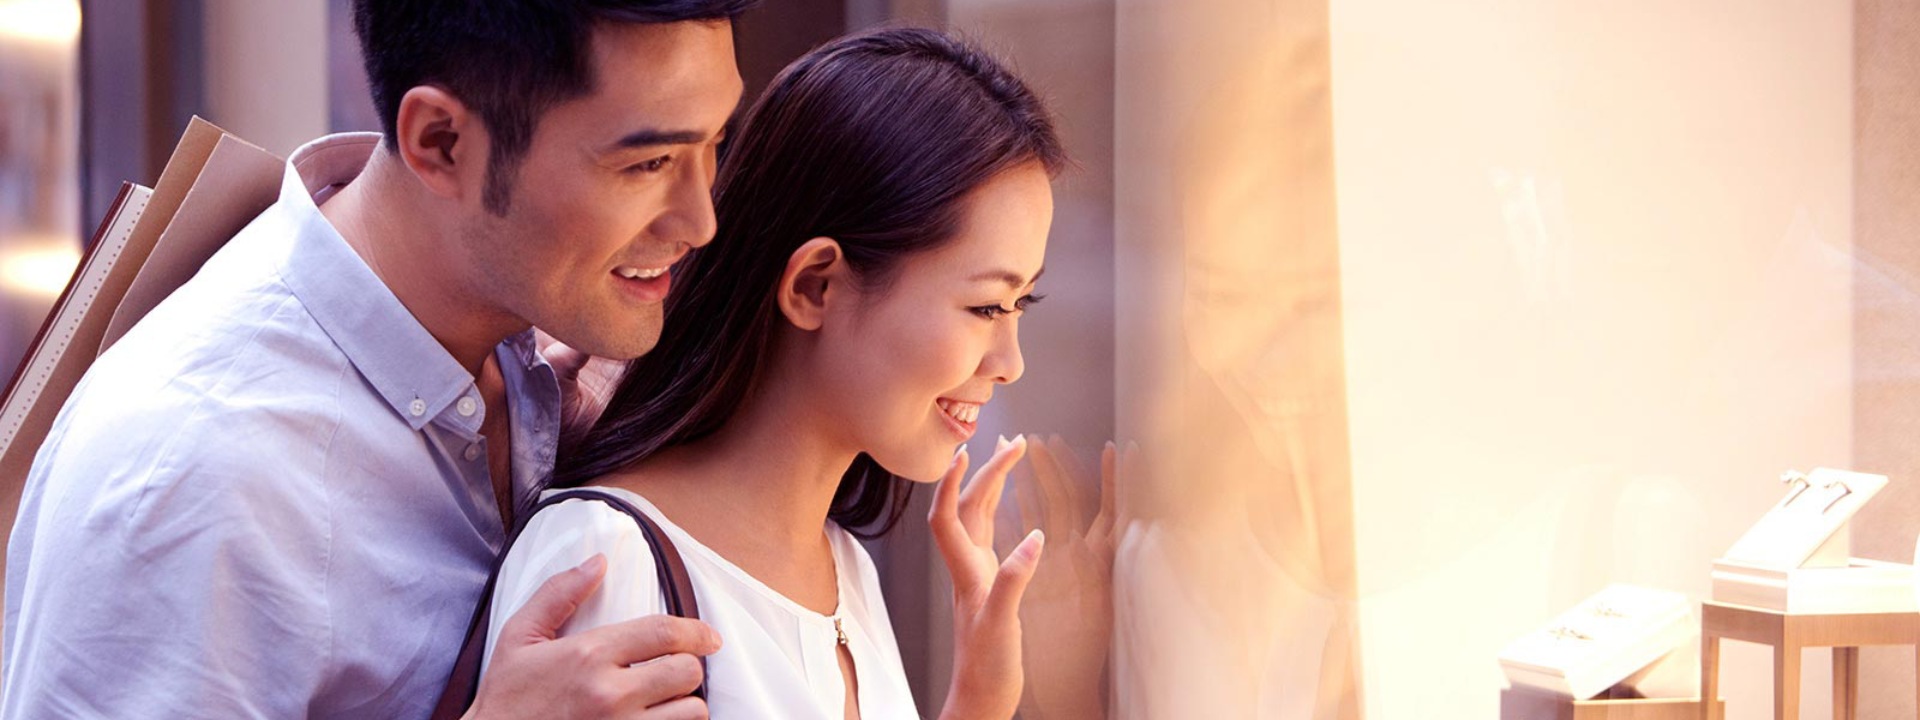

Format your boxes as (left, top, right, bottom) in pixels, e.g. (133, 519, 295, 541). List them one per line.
(352, 1, 755, 214)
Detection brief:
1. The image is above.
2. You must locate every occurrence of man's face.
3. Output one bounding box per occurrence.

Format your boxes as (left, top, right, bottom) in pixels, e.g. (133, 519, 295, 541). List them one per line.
(462, 20, 742, 360)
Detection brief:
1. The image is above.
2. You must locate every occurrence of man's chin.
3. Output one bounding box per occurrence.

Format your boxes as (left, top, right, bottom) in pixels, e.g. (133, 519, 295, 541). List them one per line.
(548, 325, 662, 362)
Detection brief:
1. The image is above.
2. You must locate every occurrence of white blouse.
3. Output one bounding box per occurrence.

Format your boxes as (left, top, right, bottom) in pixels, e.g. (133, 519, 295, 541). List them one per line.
(483, 486, 920, 719)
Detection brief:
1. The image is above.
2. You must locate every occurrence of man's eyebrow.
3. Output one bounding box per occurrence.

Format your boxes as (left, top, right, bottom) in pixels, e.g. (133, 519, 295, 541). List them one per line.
(970, 266, 1046, 289)
(608, 96, 748, 153)
(605, 128, 711, 151)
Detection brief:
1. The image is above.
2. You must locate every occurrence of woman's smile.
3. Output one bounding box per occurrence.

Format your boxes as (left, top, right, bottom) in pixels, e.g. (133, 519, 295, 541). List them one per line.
(936, 397, 986, 440)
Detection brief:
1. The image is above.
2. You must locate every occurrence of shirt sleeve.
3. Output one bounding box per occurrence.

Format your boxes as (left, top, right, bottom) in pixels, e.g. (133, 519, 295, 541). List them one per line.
(483, 498, 667, 677)
(2, 398, 335, 719)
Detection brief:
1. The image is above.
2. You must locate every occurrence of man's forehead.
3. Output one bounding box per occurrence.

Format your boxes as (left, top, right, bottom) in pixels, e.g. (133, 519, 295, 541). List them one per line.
(576, 19, 743, 137)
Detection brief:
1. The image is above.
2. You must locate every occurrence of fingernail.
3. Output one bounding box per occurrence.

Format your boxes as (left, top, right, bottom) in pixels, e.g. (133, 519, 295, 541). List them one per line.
(954, 444, 966, 459)
(578, 554, 607, 574)
(1017, 529, 1045, 560)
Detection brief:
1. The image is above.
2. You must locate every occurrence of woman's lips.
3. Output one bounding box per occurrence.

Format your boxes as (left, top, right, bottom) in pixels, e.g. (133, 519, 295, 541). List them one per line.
(937, 398, 982, 440)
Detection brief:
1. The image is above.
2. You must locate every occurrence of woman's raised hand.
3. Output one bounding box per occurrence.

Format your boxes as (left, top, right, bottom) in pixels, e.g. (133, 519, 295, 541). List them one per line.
(931, 435, 1044, 720)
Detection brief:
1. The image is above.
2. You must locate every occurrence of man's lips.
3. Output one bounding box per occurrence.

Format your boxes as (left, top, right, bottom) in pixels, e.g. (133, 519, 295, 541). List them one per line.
(611, 265, 672, 303)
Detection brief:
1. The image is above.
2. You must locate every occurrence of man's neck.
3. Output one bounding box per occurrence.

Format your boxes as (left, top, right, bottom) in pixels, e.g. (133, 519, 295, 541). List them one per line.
(317, 152, 523, 377)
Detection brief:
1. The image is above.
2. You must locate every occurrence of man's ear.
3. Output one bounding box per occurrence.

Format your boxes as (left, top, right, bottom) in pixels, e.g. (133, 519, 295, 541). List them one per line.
(778, 238, 849, 331)
(392, 85, 486, 202)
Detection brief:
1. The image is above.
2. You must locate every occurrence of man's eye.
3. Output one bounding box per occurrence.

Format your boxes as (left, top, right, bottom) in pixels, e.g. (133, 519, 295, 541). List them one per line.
(626, 156, 673, 174)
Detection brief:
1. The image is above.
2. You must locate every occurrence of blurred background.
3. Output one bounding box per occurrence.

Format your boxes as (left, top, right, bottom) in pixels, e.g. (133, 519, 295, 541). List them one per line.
(9, 0, 1920, 718)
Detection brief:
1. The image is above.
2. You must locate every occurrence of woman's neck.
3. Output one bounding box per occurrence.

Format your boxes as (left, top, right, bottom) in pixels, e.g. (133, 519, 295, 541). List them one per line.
(599, 369, 855, 589)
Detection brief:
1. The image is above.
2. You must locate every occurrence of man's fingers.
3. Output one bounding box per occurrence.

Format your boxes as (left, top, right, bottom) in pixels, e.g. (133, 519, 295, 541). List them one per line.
(612, 652, 708, 712)
(575, 614, 722, 667)
(638, 695, 710, 720)
(982, 529, 1045, 625)
(499, 554, 608, 644)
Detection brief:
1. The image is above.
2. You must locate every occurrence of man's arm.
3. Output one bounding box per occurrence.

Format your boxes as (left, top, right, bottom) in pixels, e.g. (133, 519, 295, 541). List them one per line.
(3, 435, 333, 719)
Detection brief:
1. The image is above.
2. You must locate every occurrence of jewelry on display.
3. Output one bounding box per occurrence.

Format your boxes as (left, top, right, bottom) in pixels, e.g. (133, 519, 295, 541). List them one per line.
(1778, 470, 1811, 507)
(1821, 479, 1854, 513)
(1548, 626, 1593, 642)
(1589, 605, 1626, 619)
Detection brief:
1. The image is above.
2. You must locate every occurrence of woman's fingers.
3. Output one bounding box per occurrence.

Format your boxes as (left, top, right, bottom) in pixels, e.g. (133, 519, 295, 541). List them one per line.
(959, 435, 1026, 547)
(1027, 435, 1084, 535)
(930, 448, 983, 590)
(1014, 457, 1043, 544)
(1089, 440, 1118, 545)
(982, 529, 1045, 627)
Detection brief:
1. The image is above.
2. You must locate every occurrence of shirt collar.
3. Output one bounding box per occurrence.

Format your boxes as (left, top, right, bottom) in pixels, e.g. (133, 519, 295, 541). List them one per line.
(273, 133, 478, 431)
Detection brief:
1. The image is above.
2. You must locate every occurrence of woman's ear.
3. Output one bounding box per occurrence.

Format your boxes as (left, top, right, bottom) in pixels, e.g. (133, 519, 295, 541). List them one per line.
(393, 85, 484, 203)
(778, 237, 848, 331)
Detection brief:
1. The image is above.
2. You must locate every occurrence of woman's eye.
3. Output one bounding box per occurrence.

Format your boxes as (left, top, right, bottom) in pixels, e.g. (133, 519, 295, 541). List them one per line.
(971, 293, 1044, 320)
(969, 304, 1014, 320)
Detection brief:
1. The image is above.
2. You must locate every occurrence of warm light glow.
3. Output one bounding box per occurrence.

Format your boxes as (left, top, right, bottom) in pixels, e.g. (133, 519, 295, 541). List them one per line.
(0, 240, 80, 298)
(0, 0, 80, 45)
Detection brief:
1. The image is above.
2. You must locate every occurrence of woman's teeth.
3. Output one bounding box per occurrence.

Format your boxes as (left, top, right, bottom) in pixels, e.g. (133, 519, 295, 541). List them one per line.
(937, 399, 980, 424)
(616, 266, 668, 279)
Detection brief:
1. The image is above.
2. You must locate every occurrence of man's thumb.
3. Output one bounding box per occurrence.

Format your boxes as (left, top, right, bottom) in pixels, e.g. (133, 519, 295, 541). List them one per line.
(500, 554, 608, 644)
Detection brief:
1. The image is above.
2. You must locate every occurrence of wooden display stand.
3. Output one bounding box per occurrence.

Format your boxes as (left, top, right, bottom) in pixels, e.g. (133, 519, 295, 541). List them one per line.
(1501, 690, 1724, 720)
(1697, 601, 1920, 720)
(1575, 699, 1725, 720)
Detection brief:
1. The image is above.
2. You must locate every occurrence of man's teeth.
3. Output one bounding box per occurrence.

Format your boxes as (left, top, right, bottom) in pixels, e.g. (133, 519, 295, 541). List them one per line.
(937, 400, 980, 424)
(616, 266, 668, 279)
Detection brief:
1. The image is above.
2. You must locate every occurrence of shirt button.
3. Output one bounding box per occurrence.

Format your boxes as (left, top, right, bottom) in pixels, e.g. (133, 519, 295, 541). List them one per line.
(457, 397, 478, 417)
(408, 398, 427, 417)
(464, 444, 482, 462)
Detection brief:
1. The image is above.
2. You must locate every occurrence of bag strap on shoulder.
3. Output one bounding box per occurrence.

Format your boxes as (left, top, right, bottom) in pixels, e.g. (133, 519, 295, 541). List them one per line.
(431, 489, 705, 719)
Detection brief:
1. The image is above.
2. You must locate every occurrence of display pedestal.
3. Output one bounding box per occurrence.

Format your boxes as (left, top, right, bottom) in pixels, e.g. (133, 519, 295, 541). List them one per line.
(1697, 601, 1920, 720)
(1501, 690, 1722, 720)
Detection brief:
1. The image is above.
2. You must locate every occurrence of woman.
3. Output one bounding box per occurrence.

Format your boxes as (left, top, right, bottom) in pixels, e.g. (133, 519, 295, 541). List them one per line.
(480, 27, 1066, 719)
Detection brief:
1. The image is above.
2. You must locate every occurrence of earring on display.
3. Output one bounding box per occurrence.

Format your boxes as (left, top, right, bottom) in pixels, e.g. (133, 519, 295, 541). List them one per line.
(1820, 479, 1854, 513)
(1548, 626, 1593, 642)
(1777, 470, 1812, 508)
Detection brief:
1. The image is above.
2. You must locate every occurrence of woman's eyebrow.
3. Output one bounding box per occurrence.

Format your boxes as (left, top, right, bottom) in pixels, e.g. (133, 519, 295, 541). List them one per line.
(970, 266, 1046, 289)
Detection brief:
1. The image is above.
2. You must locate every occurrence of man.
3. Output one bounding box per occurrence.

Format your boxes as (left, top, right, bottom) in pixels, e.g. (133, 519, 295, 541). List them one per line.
(3, 2, 750, 717)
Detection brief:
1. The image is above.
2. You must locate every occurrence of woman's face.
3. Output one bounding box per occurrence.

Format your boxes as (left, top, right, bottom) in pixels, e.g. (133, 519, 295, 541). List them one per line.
(815, 163, 1055, 482)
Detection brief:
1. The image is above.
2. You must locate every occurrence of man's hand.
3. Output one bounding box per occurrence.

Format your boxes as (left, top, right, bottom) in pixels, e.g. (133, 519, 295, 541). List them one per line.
(468, 555, 721, 719)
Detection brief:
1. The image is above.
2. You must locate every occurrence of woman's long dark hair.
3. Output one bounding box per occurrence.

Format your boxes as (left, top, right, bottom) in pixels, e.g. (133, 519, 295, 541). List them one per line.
(551, 28, 1068, 537)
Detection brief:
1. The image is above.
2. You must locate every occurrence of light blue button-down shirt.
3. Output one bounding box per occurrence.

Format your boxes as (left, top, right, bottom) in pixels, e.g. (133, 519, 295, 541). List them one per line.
(2, 133, 562, 719)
